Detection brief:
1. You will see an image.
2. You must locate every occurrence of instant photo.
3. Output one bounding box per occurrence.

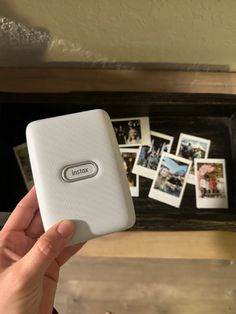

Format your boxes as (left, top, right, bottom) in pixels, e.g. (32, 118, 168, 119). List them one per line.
(120, 148, 139, 197)
(195, 159, 228, 208)
(176, 133, 211, 185)
(112, 117, 151, 147)
(148, 153, 192, 208)
(13, 143, 34, 190)
(132, 131, 174, 179)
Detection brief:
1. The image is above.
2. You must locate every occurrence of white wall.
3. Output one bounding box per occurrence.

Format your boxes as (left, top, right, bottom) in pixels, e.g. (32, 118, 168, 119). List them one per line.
(1, 0, 236, 70)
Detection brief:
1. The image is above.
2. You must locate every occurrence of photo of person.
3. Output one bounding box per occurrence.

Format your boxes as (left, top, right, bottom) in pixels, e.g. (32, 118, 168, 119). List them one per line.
(132, 131, 174, 179)
(120, 149, 139, 197)
(195, 159, 228, 208)
(148, 153, 192, 208)
(153, 159, 188, 197)
(176, 133, 211, 185)
(13, 143, 34, 191)
(112, 117, 151, 147)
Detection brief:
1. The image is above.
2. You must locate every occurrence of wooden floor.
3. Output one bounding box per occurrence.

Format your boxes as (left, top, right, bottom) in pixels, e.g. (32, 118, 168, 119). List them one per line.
(55, 255, 236, 314)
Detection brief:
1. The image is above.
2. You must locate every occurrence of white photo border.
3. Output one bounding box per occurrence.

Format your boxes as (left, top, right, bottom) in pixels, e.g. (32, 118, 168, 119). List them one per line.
(148, 152, 192, 208)
(132, 131, 174, 180)
(13, 143, 34, 191)
(194, 158, 228, 209)
(112, 116, 151, 147)
(120, 148, 139, 197)
(176, 133, 211, 185)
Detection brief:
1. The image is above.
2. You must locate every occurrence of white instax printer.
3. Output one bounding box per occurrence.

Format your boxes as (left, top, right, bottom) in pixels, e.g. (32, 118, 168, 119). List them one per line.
(26, 109, 136, 245)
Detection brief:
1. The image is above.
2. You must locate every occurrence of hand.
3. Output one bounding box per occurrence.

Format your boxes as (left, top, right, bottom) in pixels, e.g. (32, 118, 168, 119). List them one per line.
(0, 187, 85, 314)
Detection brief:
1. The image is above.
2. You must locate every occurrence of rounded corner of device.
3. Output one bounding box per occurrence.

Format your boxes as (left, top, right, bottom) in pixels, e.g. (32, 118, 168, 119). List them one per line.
(98, 109, 110, 119)
(25, 122, 33, 138)
(26, 120, 37, 137)
(128, 215, 136, 229)
(121, 212, 136, 231)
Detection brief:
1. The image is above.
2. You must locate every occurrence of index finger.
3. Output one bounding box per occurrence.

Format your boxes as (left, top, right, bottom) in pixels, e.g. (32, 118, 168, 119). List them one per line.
(3, 186, 39, 232)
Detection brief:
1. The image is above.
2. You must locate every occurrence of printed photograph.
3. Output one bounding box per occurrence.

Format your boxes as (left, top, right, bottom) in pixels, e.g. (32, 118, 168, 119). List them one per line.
(132, 131, 174, 179)
(148, 153, 192, 208)
(13, 143, 34, 191)
(120, 149, 139, 197)
(176, 133, 211, 184)
(112, 117, 151, 147)
(195, 159, 228, 208)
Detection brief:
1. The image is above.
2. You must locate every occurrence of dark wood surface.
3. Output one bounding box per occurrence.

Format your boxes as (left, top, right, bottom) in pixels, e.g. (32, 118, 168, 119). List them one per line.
(1, 68, 236, 94)
(1, 92, 236, 230)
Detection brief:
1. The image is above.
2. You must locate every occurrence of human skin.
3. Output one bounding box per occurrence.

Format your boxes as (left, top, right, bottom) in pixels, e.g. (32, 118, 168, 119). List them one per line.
(0, 187, 84, 314)
(159, 167, 169, 178)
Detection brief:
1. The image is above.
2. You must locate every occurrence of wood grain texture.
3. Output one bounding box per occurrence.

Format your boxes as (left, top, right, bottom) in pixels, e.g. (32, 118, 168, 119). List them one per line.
(78, 231, 236, 260)
(0, 68, 236, 94)
(55, 256, 236, 314)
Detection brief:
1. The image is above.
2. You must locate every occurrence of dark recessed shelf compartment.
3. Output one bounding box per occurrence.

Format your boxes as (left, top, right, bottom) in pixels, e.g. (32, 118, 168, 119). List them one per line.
(1, 92, 236, 231)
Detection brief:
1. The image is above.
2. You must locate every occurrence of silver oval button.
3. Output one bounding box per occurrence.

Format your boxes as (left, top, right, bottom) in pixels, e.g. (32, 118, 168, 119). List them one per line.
(62, 161, 98, 182)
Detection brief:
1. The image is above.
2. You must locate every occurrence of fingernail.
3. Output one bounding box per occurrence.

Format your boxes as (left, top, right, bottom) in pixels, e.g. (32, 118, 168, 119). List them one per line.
(57, 220, 75, 238)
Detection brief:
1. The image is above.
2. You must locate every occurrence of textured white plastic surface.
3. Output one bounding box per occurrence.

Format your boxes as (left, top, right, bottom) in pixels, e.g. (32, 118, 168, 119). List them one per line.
(26, 109, 135, 245)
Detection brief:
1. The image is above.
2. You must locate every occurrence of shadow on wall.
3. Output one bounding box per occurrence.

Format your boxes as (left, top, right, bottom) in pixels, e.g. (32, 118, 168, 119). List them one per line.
(0, 2, 50, 66)
(0, 1, 232, 72)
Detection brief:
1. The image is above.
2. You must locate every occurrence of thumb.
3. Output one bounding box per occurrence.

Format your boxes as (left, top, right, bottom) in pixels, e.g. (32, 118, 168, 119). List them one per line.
(19, 220, 75, 280)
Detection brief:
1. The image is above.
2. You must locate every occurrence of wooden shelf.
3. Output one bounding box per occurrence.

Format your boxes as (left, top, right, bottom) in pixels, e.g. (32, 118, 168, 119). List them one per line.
(1, 68, 236, 259)
(79, 231, 236, 260)
(0, 68, 236, 94)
